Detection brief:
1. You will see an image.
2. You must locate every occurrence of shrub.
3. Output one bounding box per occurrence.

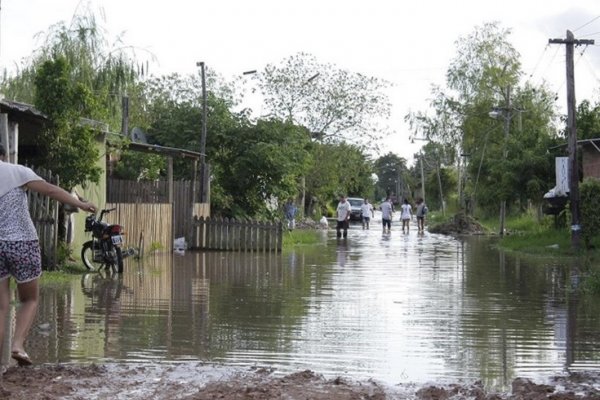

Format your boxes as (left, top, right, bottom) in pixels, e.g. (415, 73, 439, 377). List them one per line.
(580, 178, 600, 249)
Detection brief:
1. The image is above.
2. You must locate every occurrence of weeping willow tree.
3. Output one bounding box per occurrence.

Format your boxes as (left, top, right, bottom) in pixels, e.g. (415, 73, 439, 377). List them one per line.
(0, 4, 150, 187)
(1, 4, 150, 123)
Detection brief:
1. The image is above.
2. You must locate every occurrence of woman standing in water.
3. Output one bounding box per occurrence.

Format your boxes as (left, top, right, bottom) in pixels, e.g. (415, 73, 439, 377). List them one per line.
(400, 198, 412, 234)
(0, 144, 96, 368)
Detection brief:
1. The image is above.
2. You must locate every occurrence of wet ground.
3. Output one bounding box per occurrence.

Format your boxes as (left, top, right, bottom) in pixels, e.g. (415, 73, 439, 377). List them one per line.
(2, 362, 600, 399)
(2, 218, 600, 398)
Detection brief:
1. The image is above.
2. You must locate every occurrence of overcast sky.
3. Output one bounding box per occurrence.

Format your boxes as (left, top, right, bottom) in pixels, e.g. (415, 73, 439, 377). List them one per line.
(1, 0, 599, 161)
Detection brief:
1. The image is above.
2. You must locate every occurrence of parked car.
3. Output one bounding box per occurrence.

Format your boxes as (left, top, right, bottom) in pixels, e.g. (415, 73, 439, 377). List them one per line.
(347, 197, 364, 221)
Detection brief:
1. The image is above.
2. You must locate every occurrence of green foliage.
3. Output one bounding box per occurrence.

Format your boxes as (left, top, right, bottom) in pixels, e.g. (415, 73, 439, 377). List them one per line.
(282, 230, 325, 248)
(257, 52, 392, 150)
(426, 166, 456, 211)
(409, 22, 557, 215)
(305, 142, 374, 214)
(373, 152, 409, 199)
(113, 150, 164, 180)
(582, 269, 600, 295)
(34, 58, 101, 189)
(148, 242, 164, 254)
(214, 119, 312, 218)
(576, 100, 600, 140)
(131, 73, 239, 180)
(580, 178, 600, 249)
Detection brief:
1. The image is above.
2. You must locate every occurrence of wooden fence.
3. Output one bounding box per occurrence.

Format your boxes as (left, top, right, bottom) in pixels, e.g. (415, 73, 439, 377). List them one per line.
(107, 178, 210, 249)
(28, 166, 59, 268)
(191, 217, 283, 252)
(104, 203, 173, 254)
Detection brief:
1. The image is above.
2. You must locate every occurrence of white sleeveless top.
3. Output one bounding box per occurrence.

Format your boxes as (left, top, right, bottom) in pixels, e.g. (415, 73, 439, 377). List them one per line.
(0, 162, 43, 241)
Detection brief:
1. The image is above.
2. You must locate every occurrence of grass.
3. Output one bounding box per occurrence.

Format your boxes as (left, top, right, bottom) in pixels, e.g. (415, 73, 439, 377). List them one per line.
(282, 229, 326, 248)
(38, 261, 89, 285)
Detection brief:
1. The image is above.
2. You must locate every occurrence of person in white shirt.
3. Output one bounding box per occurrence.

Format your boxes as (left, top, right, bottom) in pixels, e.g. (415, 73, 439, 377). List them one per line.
(380, 197, 393, 233)
(360, 198, 374, 230)
(335, 195, 352, 238)
(400, 198, 412, 234)
(0, 144, 96, 367)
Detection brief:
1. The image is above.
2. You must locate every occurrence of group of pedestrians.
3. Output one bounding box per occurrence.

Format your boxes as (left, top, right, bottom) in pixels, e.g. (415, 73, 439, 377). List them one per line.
(343, 196, 428, 237)
(284, 195, 428, 240)
(380, 196, 428, 234)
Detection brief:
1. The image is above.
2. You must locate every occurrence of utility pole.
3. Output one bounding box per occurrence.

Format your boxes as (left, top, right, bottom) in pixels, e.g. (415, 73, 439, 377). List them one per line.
(499, 86, 511, 236)
(549, 31, 594, 250)
(419, 150, 425, 204)
(196, 61, 208, 203)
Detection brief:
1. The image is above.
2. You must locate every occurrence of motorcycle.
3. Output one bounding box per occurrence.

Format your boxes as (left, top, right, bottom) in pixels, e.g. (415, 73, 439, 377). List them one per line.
(81, 208, 127, 273)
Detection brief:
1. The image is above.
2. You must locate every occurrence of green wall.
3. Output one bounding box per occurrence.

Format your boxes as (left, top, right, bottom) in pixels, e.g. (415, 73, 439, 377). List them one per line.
(70, 135, 107, 258)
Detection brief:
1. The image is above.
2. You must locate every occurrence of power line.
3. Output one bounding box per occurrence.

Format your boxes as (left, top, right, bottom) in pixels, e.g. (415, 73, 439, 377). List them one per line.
(573, 15, 600, 33)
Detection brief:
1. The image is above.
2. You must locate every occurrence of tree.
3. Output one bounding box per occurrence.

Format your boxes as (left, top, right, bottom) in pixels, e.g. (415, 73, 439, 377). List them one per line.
(2, 6, 145, 129)
(576, 100, 600, 140)
(407, 22, 558, 216)
(373, 153, 409, 200)
(305, 142, 375, 216)
(214, 119, 312, 218)
(34, 57, 101, 190)
(256, 53, 392, 149)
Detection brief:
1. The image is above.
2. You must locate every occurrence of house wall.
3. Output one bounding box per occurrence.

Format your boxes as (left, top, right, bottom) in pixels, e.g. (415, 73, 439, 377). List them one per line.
(582, 145, 600, 180)
(70, 135, 107, 256)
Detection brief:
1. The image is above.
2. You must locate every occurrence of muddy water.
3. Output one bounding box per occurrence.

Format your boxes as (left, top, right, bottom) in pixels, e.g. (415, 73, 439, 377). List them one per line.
(16, 224, 600, 389)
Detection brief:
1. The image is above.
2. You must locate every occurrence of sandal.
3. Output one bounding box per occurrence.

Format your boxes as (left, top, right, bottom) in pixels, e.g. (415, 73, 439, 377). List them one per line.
(11, 351, 32, 366)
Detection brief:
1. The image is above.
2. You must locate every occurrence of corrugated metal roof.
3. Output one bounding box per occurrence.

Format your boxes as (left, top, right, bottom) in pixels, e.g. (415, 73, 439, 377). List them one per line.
(0, 99, 48, 120)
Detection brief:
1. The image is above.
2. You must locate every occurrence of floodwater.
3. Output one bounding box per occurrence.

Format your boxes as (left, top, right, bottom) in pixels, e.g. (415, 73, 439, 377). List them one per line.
(9, 221, 600, 390)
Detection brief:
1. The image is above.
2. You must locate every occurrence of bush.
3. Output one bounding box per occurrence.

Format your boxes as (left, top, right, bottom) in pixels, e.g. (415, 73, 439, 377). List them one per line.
(580, 178, 600, 249)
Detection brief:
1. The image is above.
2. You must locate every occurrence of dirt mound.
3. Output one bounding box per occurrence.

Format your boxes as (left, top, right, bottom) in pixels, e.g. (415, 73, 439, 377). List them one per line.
(1, 363, 600, 399)
(429, 212, 487, 235)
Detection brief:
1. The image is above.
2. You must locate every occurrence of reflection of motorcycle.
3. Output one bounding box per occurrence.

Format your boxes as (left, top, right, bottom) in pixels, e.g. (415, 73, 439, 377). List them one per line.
(81, 208, 127, 273)
(81, 272, 123, 303)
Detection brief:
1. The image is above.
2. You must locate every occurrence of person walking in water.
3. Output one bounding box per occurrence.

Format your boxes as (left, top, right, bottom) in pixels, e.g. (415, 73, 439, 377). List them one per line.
(336, 195, 352, 239)
(0, 144, 97, 368)
(400, 198, 412, 234)
(380, 197, 393, 233)
(415, 197, 428, 233)
(360, 198, 374, 230)
(283, 198, 297, 231)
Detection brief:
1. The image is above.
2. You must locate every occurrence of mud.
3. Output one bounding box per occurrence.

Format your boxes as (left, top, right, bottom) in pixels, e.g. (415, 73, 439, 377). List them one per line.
(1, 363, 599, 399)
(428, 212, 487, 235)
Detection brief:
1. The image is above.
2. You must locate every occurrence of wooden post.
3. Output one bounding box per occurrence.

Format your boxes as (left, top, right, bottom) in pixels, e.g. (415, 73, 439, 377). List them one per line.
(9, 121, 17, 163)
(549, 31, 594, 250)
(121, 96, 129, 137)
(0, 113, 8, 163)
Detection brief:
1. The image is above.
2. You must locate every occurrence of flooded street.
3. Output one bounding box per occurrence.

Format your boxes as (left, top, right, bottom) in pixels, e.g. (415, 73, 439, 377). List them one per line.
(12, 221, 600, 392)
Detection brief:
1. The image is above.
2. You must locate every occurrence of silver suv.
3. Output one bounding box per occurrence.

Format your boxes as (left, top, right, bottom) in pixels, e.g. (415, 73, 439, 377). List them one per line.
(347, 197, 364, 221)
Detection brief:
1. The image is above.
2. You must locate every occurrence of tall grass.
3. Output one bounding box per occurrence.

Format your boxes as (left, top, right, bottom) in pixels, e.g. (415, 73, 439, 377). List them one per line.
(282, 229, 326, 248)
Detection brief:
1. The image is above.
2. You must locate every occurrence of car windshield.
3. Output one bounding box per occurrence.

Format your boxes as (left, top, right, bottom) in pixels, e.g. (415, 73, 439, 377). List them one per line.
(348, 199, 363, 207)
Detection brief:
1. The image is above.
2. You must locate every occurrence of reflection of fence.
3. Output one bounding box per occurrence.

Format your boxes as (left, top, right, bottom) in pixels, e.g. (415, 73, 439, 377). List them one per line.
(191, 217, 283, 252)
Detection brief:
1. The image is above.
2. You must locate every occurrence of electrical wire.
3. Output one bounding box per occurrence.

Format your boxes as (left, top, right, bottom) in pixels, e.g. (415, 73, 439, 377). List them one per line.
(573, 16, 600, 33)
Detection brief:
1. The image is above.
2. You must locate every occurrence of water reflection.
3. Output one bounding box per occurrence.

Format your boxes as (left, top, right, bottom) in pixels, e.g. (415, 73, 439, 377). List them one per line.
(19, 227, 600, 389)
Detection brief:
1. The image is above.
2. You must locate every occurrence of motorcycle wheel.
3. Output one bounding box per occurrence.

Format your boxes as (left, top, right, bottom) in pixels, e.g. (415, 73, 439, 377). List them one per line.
(114, 247, 124, 274)
(81, 241, 103, 271)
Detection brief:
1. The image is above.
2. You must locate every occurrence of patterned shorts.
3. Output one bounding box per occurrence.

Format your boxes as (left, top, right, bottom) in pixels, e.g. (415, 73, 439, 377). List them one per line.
(0, 240, 42, 283)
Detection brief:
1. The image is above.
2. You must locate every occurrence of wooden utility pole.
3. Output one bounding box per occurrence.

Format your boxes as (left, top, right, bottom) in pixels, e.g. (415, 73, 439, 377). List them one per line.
(549, 30, 594, 250)
(499, 86, 511, 236)
(195, 61, 208, 204)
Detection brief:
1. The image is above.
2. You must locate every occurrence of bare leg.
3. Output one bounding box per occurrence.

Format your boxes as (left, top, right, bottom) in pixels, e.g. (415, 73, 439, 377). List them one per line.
(0, 279, 10, 362)
(11, 279, 39, 355)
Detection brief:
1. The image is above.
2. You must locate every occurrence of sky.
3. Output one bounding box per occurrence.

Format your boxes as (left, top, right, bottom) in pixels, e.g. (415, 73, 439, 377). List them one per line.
(1, 0, 599, 163)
